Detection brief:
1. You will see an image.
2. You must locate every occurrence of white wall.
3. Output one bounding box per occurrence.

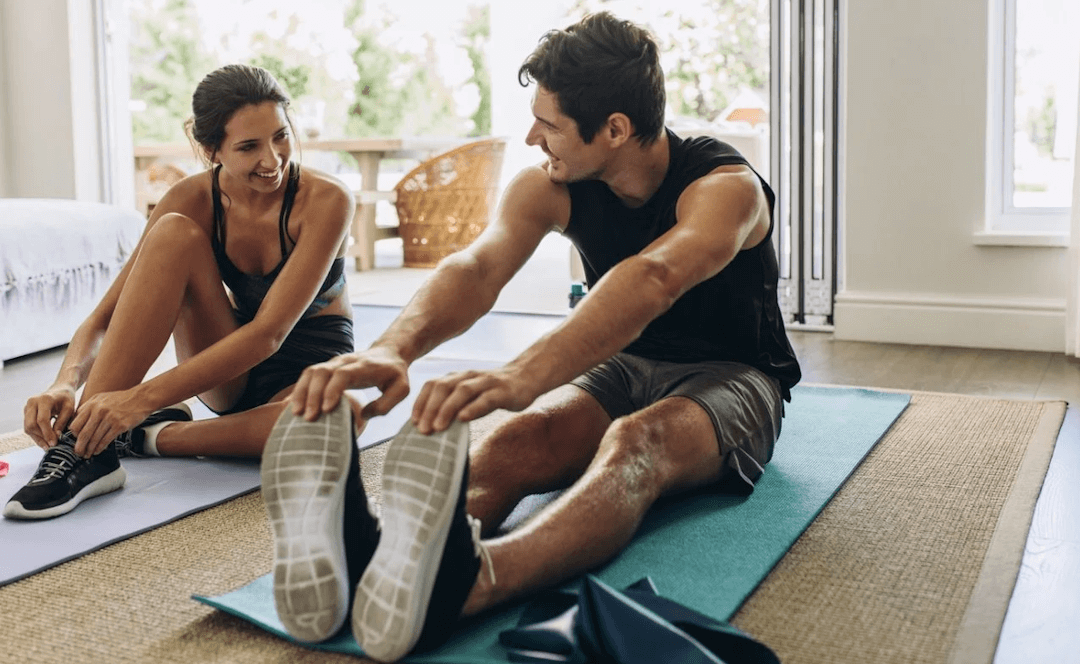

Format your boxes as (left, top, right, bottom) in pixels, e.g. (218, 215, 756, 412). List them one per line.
(0, 2, 9, 198)
(834, 0, 1069, 352)
(0, 0, 132, 203)
(1, 0, 80, 198)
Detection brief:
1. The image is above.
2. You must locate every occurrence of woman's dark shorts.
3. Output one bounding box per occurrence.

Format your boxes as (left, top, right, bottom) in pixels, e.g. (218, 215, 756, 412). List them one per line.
(571, 352, 783, 493)
(203, 313, 355, 416)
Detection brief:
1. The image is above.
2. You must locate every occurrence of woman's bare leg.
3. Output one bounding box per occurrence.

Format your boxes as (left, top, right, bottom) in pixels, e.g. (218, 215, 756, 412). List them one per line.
(80, 213, 244, 408)
(77, 212, 279, 457)
(78, 213, 359, 458)
(154, 400, 288, 457)
(153, 391, 366, 458)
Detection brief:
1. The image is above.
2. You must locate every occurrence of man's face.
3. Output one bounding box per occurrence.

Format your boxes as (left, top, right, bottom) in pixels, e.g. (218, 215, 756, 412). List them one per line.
(524, 87, 606, 184)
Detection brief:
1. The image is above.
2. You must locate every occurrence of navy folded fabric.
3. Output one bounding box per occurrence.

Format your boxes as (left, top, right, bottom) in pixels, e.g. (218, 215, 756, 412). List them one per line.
(500, 576, 780, 664)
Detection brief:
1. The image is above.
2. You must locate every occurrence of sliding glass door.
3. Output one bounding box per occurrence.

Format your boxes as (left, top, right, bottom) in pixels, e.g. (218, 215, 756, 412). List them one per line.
(772, 0, 840, 327)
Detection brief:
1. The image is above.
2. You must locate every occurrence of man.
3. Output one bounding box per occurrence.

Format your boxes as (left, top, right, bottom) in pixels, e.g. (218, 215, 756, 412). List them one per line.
(259, 11, 800, 661)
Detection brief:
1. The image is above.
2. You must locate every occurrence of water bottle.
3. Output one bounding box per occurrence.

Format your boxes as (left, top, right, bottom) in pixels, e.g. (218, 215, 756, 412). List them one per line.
(569, 282, 586, 308)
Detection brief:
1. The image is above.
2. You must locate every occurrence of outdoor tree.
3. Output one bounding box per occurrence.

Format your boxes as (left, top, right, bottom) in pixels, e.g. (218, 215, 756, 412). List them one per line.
(343, 0, 488, 139)
(129, 0, 493, 146)
(568, 0, 769, 123)
(460, 4, 492, 136)
(128, 0, 217, 144)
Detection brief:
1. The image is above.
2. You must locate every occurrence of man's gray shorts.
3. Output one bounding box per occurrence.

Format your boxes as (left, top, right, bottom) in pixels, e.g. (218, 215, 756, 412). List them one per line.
(571, 352, 783, 492)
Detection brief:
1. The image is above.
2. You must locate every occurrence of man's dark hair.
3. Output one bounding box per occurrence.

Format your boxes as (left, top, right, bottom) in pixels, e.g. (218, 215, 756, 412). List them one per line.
(518, 12, 665, 146)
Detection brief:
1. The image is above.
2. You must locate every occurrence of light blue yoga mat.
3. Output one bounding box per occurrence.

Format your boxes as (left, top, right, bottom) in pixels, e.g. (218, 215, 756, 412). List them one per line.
(0, 356, 501, 588)
(0, 450, 261, 586)
(195, 384, 911, 663)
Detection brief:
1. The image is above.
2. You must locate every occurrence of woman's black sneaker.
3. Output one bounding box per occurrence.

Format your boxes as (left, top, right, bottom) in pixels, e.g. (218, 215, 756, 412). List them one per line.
(2, 432, 126, 520)
(262, 400, 380, 644)
(352, 419, 492, 662)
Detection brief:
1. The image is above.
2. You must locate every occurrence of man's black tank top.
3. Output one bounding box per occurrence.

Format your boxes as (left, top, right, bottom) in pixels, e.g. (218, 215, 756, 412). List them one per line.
(211, 162, 345, 321)
(562, 129, 801, 400)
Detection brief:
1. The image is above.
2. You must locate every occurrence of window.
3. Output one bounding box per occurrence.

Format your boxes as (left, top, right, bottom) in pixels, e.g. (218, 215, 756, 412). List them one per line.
(985, 0, 1079, 241)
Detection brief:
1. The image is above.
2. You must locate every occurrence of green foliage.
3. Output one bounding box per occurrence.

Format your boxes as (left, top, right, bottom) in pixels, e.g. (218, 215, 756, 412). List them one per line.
(569, 0, 769, 122)
(249, 53, 310, 99)
(128, 0, 216, 144)
(461, 5, 492, 136)
(1026, 93, 1058, 158)
(344, 1, 466, 138)
(126, 0, 496, 145)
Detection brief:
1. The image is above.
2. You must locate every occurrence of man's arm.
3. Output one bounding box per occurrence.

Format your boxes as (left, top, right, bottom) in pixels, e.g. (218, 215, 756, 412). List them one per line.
(290, 165, 567, 420)
(411, 164, 770, 432)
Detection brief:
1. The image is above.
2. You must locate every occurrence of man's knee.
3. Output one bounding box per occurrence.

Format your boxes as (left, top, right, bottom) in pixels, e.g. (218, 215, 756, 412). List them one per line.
(474, 409, 561, 474)
(596, 415, 669, 495)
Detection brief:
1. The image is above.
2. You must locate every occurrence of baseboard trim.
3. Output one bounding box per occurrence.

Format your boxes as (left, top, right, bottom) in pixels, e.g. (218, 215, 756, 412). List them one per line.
(833, 291, 1066, 352)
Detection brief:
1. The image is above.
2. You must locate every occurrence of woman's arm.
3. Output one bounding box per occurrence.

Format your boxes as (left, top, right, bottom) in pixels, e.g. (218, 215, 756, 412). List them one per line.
(23, 179, 210, 448)
(91, 173, 355, 421)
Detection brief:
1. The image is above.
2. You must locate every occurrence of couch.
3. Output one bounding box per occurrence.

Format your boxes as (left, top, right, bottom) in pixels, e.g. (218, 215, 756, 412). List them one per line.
(1, 199, 145, 366)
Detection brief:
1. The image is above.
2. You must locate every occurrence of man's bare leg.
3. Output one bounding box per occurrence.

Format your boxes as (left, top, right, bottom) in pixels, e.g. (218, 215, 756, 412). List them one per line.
(466, 385, 611, 534)
(461, 396, 724, 616)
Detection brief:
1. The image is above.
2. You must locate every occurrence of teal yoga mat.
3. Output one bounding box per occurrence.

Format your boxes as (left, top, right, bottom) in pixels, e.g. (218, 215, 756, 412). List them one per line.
(195, 385, 911, 663)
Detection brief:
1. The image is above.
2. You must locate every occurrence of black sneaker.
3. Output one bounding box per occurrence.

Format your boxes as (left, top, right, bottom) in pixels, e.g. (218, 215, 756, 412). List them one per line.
(352, 419, 491, 662)
(114, 402, 193, 458)
(262, 400, 380, 644)
(2, 432, 126, 520)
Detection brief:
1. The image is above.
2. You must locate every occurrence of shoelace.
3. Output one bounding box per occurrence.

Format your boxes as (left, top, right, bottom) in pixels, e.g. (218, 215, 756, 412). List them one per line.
(112, 429, 138, 457)
(467, 514, 497, 586)
(28, 444, 82, 485)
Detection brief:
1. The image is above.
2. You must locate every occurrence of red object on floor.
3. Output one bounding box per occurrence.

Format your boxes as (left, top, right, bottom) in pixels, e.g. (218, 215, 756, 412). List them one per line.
(0, 460, 8, 477)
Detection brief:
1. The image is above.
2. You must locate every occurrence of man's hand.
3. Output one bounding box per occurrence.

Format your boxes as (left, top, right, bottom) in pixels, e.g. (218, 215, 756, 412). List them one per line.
(23, 385, 78, 450)
(411, 367, 539, 434)
(68, 389, 152, 457)
(290, 346, 411, 422)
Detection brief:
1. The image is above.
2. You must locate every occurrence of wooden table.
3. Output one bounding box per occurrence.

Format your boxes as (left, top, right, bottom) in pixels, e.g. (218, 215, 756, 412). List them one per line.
(134, 136, 465, 270)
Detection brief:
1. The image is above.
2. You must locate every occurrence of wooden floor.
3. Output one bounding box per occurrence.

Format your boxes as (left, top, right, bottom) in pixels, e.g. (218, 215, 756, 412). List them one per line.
(1, 328, 1077, 662)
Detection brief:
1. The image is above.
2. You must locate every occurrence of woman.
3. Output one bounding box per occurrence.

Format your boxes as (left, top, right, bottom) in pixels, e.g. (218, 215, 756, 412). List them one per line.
(5, 64, 357, 520)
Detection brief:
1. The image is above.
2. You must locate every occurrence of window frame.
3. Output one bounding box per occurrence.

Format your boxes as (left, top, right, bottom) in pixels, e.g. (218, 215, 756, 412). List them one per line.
(982, 0, 1072, 246)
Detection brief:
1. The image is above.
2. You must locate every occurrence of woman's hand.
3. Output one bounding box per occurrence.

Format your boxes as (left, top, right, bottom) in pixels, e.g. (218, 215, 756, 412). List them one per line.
(68, 389, 153, 458)
(23, 385, 78, 449)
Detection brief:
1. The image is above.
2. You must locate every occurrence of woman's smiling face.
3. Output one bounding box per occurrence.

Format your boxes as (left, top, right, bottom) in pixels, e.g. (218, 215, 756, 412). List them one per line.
(217, 101, 293, 192)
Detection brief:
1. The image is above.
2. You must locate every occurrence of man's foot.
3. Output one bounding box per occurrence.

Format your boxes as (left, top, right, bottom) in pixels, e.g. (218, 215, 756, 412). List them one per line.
(2, 433, 126, 520)
(261, 400, 380, 644)
(352, 419, 491, 662)
(114, 402, 193, 458)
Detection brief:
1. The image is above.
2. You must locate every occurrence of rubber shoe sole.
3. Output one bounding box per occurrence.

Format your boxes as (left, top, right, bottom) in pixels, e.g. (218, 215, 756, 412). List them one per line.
(352, 419, 470, 662)
(2, 466, 127, 520)
(262, 401, 354, 643)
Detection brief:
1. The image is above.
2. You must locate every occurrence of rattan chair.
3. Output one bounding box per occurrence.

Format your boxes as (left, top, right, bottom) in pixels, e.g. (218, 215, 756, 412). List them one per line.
(392, 137, 507, 267)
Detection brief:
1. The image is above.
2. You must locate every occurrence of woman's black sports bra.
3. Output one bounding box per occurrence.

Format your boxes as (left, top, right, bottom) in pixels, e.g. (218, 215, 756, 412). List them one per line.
(211, 162, 345, 321)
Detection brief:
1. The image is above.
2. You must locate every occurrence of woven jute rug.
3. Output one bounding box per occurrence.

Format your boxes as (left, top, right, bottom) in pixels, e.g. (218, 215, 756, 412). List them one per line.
(0, 392, 1063, 664)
